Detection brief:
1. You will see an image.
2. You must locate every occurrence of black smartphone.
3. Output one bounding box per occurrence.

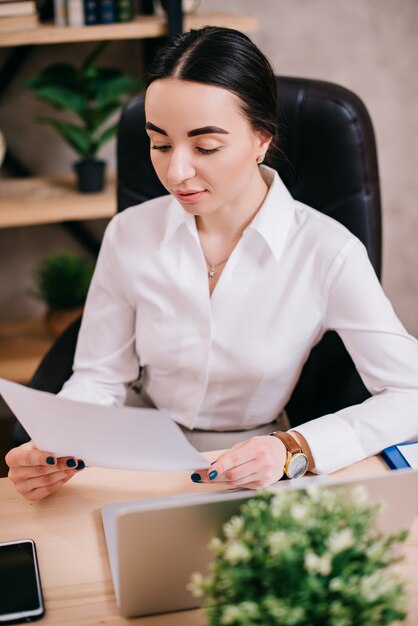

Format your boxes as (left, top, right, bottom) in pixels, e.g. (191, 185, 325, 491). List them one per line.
(0, 539, 45, 624)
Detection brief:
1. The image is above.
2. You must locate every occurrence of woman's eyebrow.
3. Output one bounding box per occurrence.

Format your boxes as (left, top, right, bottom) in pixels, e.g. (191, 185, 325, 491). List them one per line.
(145, 122, 229, 137)
(145, 122, 167, 136)
(187, 126, 229, 137)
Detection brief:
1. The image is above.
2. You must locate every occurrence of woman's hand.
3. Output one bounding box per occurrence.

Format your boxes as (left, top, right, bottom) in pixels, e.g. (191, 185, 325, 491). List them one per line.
(191, 435, 287, 489)
(5, 441, 85, 501)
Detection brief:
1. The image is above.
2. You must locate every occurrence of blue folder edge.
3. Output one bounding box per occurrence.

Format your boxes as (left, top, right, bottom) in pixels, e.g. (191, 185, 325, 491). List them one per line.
(380, 441, 418, 470)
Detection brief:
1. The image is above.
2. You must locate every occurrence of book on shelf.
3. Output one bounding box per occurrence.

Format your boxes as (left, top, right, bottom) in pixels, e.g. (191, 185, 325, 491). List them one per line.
(51, 0, 135, 27)
(0, 0, 36, 17)
(0, 12, 38, 28)
(53, 0, 66, 25)
(116, 0, 132, 22)
(83, 0, 98, 25)
(98, 0, 115, 24)
(66, 0, 84, 26)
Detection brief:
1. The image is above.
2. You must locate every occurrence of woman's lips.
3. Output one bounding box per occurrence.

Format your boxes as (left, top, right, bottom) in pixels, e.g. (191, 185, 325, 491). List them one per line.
(175, 190, 207, 203)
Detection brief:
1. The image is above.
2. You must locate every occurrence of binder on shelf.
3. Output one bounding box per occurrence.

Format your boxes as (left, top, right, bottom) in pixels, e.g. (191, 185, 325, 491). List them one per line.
(381, 441, 418, 470)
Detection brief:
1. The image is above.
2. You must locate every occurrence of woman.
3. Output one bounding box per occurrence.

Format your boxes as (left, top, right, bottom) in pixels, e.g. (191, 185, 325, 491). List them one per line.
(6, 27, 418, 501)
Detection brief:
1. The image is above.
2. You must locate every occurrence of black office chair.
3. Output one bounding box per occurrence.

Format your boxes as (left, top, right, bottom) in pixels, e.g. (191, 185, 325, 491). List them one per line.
(13, 76, 381, 444)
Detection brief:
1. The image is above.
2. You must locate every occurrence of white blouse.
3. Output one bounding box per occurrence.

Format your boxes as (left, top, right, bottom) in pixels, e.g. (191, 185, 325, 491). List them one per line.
(59, 166, 418, 474)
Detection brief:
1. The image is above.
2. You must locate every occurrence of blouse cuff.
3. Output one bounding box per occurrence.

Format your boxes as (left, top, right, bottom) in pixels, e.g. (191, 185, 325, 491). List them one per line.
(291, 415, 366, 474)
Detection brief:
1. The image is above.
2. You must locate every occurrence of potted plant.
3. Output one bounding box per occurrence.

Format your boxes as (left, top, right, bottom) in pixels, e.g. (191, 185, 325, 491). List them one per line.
(34, 252, 94, 338)
(27, 43, 141, 192)
(189, 485, 408, 626)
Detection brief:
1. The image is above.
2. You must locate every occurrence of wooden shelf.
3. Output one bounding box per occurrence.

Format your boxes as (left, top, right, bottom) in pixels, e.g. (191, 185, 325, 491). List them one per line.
(0, 176, 116, 228)
(0, 13, 258, 47)
(0, 318, 52, 383)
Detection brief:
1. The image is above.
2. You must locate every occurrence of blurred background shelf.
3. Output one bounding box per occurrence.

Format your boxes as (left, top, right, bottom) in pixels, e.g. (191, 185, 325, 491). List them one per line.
(0, 176, 116, 228)
(0, 13, 258, 47)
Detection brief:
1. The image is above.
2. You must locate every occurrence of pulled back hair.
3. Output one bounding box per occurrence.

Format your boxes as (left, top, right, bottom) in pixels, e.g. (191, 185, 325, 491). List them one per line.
(146, 26, 280, 159)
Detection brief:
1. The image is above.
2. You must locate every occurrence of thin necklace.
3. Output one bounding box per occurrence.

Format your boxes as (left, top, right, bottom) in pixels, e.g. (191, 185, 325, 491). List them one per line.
(204, 255, 230, 279)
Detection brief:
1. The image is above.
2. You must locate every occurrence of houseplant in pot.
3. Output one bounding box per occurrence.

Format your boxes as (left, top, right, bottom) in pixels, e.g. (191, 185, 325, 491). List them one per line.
(189, 485, 408, 626)
(27, 43, 141, 192)
(34, 252, 94, 338)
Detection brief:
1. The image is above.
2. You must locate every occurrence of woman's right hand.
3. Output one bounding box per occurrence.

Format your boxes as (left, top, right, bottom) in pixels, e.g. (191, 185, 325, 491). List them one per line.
(5, 441, 85, 501)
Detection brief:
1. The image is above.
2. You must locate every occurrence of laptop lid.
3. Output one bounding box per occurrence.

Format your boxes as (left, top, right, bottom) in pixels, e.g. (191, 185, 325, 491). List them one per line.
(101, 469, 418, 618)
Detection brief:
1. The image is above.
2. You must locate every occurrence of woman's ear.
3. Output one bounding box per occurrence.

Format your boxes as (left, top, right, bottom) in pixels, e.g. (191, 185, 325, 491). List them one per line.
(255, 130, 273, 159)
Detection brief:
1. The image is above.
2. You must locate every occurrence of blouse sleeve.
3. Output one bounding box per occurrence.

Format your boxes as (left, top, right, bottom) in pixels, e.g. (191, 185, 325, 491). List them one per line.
(293, 237, 418, 474)
(58, 216, 139, 406)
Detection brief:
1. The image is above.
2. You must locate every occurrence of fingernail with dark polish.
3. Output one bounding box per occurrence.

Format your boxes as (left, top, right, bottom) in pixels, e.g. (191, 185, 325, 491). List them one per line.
(46, 456, 55, 465)
(191, 473, 201, 483)
(66, 459, 77, 468)
(75, 460, 85, 471)
(209, 470, 218, 481)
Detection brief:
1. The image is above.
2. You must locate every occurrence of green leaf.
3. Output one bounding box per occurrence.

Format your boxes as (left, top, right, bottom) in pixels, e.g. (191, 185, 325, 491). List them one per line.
(26, 64, 78, 90)
(39, 117, 93, 159)
(81, 42, 108, 74)
(95, 75, 141, 107)
(88, 101, 121, 131)
(34, 252, 94, 310)
(30, 85, 86, 116)
(96, 123, 118, 151)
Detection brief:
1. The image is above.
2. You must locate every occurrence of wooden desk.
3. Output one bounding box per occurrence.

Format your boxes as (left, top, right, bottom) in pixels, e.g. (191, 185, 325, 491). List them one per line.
(0, 455, 417, 625)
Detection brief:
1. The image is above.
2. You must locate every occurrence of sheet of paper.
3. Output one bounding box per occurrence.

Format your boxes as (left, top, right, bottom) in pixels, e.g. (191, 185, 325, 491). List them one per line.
(398, 442, 418, 470)
(0, 378, 209, 472)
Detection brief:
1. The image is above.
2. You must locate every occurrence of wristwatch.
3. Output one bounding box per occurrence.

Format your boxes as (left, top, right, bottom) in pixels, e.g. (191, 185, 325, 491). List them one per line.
(269, 431, 309, 479)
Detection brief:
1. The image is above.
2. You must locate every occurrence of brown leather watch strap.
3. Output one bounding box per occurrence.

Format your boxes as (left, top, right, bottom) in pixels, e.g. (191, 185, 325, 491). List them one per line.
(270, 431, 303, 454)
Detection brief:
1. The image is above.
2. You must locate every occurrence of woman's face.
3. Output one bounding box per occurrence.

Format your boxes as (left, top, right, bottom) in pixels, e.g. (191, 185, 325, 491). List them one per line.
(145, 78, 271, 216)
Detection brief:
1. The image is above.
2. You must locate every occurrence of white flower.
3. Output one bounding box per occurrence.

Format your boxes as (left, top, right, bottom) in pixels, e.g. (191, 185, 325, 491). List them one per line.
(361, 572, 396, 602)
(208, 536, 224, 556)
(304, 551, 332, 575)
(351, 485, 369, 506)
(360, 572, 382, 602)
(267, 531, 288, 555)
(221, 605, 242, 624)
(224, 540, 251, 564)
(223, 515, 244, 539)
(290, 503, 309, 521)
(328, 528, 354, 554)
(270, 494, 284, 517)
(187, 571, 207, 598)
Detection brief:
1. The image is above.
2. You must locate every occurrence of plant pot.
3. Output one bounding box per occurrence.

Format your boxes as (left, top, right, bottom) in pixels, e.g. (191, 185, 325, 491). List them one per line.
(45, 306, 84, 339)
(74, 159, 106, 193)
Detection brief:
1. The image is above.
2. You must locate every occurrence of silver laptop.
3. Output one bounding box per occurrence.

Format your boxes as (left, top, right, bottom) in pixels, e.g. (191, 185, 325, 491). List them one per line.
(101, 469, 418, 618)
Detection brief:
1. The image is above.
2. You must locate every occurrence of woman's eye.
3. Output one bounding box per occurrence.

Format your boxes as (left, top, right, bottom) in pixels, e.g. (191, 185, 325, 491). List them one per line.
(196, 147, 220, 155)
(151, 145, 171, 152)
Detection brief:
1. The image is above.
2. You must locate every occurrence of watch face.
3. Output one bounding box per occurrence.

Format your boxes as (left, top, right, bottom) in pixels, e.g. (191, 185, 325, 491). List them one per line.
(288, 453, 309, 479)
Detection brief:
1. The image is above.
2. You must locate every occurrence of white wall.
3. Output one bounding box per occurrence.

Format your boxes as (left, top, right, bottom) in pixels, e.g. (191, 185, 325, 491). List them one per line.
(0, 0, 417, 334)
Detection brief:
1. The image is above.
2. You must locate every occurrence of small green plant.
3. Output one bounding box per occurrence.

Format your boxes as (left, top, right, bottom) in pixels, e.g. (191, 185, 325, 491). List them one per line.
(189, 485, 408, 626)
(34, 252, 94, 310)
(26, 42, 141, 161)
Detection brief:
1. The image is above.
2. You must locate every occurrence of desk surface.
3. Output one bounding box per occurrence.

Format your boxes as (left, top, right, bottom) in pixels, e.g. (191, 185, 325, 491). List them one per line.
(0, 455, 417, 625)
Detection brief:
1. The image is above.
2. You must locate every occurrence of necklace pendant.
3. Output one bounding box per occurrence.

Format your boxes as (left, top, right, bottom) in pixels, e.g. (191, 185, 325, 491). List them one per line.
(208, 268, 216, 279)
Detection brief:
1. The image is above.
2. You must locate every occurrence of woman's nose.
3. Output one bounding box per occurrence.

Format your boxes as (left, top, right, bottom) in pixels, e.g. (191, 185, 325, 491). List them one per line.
(166, 150, 195, 185)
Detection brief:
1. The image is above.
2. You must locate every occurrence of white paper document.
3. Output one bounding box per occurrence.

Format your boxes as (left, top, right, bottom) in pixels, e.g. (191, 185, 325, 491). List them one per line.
(397, 442, 418, 470)
(0, 378, 209, 472)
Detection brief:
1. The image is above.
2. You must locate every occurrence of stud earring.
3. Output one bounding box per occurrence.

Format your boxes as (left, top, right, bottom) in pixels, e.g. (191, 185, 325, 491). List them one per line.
(257, 153, 265, 164)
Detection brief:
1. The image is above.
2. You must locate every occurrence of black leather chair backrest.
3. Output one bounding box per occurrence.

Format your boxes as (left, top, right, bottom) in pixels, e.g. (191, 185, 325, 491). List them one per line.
(18, 76, 381, 446)
(116, 76, 382, 426)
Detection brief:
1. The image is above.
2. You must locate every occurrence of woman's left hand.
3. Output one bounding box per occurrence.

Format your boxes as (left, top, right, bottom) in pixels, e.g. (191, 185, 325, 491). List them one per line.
(191, 435, 287, 489)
